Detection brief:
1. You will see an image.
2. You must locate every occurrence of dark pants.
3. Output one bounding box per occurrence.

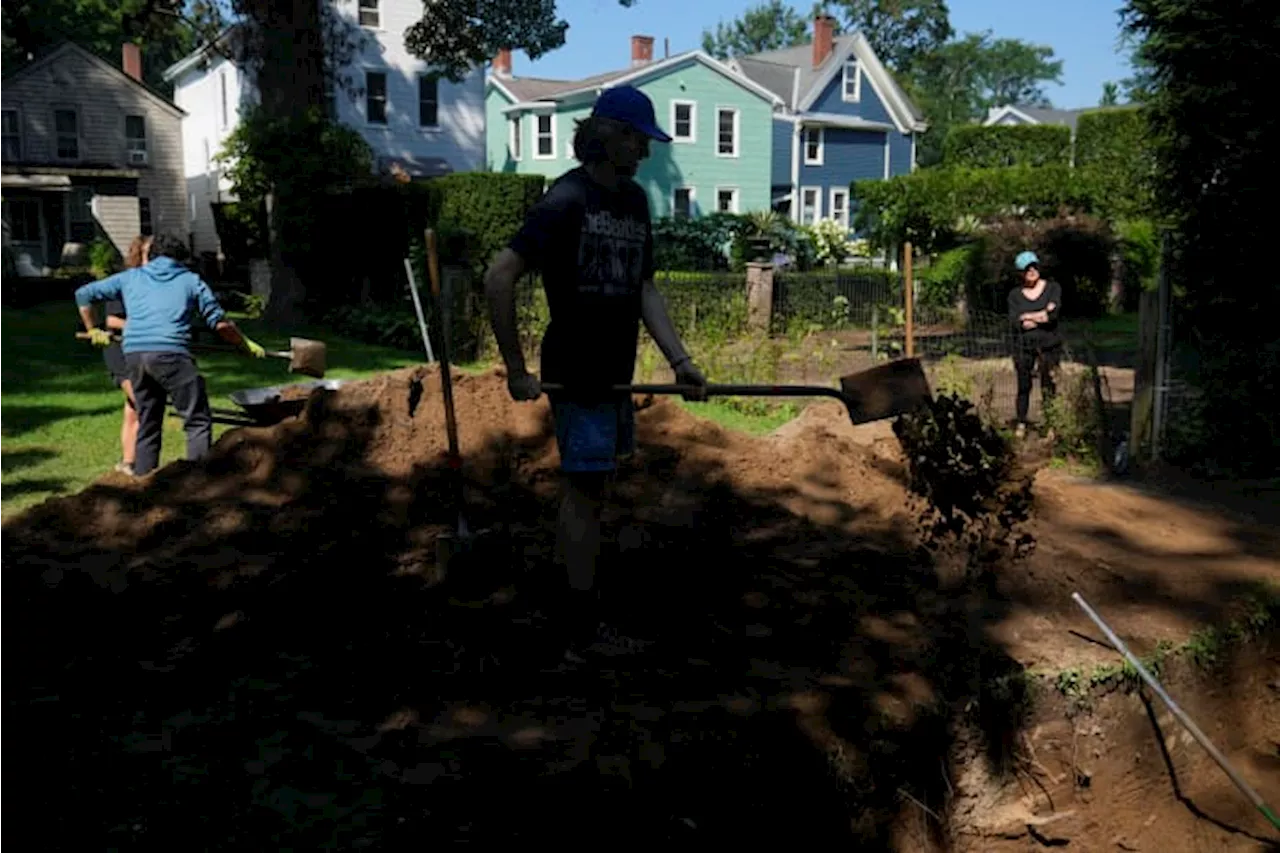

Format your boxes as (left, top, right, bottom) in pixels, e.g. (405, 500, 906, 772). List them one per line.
(1013, 343, 1061, 424)
(125, 352, 212, 476)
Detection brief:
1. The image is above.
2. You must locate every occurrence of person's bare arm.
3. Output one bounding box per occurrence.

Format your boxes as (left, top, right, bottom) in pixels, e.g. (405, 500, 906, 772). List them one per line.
(484, 248, 529, 376)
(105, 314, 126, 332)
(640, 279, 691, 368)
(78, 305, 99, 332)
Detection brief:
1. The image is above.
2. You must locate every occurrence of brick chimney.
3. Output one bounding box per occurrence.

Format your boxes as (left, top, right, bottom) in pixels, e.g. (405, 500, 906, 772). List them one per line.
(631, 35, 654, 67)
(122, 42, 142, 82)
(493, 48, 512, 78)
(813, 15, 835, 68)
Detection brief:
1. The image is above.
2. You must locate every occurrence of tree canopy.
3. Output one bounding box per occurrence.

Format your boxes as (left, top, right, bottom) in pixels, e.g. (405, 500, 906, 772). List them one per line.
(701, 0, 814, 60)
(828, 0, 952, 73)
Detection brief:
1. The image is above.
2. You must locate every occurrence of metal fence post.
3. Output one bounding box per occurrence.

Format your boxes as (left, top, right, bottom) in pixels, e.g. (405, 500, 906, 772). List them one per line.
(1151, 232, 1173, 461)
(903, 241, 915, 358)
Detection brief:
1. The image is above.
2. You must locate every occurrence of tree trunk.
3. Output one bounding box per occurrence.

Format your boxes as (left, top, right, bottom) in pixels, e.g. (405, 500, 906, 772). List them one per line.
(244, 0, 325, 327)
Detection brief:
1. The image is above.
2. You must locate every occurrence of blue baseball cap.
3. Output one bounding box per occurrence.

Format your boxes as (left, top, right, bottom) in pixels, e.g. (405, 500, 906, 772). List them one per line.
(591, 85, 672, 143)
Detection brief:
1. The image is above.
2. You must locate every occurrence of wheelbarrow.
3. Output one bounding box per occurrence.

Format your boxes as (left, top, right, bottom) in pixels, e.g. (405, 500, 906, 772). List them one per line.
(189, 379, 347, 427)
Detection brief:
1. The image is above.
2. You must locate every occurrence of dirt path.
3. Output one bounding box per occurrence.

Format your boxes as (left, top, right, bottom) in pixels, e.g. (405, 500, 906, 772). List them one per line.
(3, 367, 1275, 847)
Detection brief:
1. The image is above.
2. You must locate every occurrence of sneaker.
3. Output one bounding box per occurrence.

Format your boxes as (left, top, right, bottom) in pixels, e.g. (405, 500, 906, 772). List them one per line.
(1014, 423, 1027, 440)
(113, 461, 135, 476)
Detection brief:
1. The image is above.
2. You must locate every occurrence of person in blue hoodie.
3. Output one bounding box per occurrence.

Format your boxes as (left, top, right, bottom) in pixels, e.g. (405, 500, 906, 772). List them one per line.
(75, 234, 267, 476)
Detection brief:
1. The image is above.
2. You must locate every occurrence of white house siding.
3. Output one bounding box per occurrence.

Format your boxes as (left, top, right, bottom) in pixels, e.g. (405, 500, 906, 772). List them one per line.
(171, 55, 245, 256)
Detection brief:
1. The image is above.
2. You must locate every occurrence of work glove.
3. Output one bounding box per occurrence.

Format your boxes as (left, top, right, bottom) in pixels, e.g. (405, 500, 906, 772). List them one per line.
(86, 328, 113, 348)
(506, 369, 542, 401)
(672, 356, 708, 401)
(243, 336, 267, 359)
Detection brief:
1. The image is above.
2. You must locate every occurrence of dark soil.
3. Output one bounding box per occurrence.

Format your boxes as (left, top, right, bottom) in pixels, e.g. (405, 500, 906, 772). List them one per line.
(3, 365, 1276, 848)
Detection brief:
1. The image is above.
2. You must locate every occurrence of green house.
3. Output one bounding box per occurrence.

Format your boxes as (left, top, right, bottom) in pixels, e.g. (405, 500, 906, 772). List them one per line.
(485, 36, 784, 219)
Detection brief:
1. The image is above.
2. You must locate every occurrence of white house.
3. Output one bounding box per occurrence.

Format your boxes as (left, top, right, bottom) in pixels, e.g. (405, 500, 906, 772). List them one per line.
(162, 0, 485, 259)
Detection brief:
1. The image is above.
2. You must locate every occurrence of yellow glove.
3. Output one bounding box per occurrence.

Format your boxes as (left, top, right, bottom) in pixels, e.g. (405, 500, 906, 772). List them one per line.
(87, 328, 113, 348)
(243, 336, 267, 359)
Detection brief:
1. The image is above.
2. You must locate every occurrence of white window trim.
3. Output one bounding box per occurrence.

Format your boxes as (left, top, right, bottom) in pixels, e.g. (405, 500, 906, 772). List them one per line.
(829, 187, 849, 230)
(670, 99, 696, 144)
(364, 69, 389, 126)
(883, 131, 891, 179)
(714, 186, 740, 214)
(803, 126, 824, 166)
(2, 107, 23, 161)
(842, 59, 862, 103)
(673, 186, 696, 218)
(532, 111, 556, 160)
(417, 74, 440, 129)
(715, 106, 740, 158)
(508, 115, 522, 161)
(357, 0, 382, 29)
(800, 186, 822, 226)
(218, 68, 229, 129)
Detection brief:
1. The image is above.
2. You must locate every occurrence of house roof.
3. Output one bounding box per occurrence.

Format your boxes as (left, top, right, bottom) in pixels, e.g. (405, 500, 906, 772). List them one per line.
(3, 41, 185, 117)
(731, 33, 925, 132)
(984, 104, 1088, 133)
(162, 26, 239, 83)
(488, 51, 783, 110)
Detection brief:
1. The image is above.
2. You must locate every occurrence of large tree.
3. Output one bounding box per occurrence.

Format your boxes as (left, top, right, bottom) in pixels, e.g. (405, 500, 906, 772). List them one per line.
(701, 0, 813, 60)
(827, 0, 952, 73)
(1122, 0, 1280, 474)
(908, 31, 1062, 166)
(0, 0, 195, 91)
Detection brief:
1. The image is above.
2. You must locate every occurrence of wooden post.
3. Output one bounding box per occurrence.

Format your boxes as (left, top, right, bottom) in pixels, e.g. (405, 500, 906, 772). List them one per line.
(903, 241, 915, 358)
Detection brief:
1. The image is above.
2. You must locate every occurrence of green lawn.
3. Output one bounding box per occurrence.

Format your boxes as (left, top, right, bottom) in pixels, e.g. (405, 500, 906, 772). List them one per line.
(1, 302, 428, 519)
(1064, 311, 1139, 356)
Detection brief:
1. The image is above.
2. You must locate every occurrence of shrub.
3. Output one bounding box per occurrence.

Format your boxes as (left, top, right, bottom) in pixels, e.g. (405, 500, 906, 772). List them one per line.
(1115, 217, 1160, 305)
(88, 237, 120, 279)
(771, 268, 899, 332)
(430, 173, 548, 270)
(918, 243, 976, 308)
(652, 213, 740, 271)
(943, 124, 1072, 168)
(965, 213, 1115, 318)
(807, 219, 854, 266)
(1074, 107, 1155, 220)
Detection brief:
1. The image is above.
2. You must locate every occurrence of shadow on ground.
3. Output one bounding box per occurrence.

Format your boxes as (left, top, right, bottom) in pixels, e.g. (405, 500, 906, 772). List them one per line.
(0, 388, 1270, 848)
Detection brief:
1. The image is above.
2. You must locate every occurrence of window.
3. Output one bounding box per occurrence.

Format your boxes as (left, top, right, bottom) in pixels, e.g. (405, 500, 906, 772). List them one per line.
(715, 187, 739, 214)
(219, 69, 228, 128)
(365, 71, 387, 124)
(829, 188, 849, 229)
(508, 116, 522, 160)
(673, 187, 694, 219)
(2, 109, 20, 161)
(716, 107, 738, 157)
(138, 197, 153, 236)
(4, 198, 41, 242)
(800, 187, 821, 226)
(842, 59, 861, 102)
(418, 75, 439, 127)
(671, 100, 695, 142)
(125, 115, 147, 164)
(803, 126, 823, 165)
(533, 113, 554, 159)
(54, 108, 79, 159)
(358, 0, 380, 28)
(68, 187, 95, 243)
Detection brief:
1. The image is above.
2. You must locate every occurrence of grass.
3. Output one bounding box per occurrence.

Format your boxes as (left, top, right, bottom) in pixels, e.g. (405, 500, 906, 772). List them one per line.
(1, 301, 429, 519)
(1063, 311, 1138, 356)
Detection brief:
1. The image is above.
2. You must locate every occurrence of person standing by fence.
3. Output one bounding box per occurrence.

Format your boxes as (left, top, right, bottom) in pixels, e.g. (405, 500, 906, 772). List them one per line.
(1008, 250, 1062, 437)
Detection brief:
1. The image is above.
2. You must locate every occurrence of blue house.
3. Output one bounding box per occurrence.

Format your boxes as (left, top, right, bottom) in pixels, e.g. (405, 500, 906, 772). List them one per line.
(728, 15, 926, 231)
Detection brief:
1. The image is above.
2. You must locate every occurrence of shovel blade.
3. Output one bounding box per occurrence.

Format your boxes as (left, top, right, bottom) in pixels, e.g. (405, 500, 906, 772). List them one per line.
(839, 358, 932, 424)
(289, 337, 327, 378)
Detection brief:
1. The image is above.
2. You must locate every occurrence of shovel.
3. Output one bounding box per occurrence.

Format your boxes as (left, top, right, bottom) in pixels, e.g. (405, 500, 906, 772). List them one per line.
(543, 357, 933, 425)
(77, 333, 327, 378)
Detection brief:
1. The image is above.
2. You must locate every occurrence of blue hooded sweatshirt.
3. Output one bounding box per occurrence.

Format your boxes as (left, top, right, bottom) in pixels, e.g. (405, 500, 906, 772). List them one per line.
(75, 256, 226, 355)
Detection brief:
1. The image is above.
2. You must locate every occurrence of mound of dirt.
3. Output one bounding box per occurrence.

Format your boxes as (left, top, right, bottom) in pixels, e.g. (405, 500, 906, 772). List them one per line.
(4, 365, 1276, 848)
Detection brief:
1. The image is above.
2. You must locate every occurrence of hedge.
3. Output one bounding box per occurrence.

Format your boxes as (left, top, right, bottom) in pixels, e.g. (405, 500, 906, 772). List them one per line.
(430, 173, 547, 269)
(1074, 107, 1155, 219)
(852, 164, 1096, 254)
(943, 124, 1072, 168)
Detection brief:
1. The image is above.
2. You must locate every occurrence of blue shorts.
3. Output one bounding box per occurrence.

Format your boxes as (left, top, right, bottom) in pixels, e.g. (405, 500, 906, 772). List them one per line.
(552, 398, 635, 473)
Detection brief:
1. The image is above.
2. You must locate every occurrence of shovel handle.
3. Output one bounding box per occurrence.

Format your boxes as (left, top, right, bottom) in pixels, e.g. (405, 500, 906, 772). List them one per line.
(76, 332, 287, 360)
(541, 383, 848, 402)
(425, 228, 442, 298)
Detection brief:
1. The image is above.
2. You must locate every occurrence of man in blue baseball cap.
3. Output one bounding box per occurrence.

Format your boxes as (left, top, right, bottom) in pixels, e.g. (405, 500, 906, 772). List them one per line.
(484, 85, 705, 667)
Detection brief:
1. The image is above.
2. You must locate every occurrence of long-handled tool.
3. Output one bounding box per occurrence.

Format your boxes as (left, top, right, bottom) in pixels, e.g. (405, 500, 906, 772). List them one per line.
(424, 228, 474, 575)
(543, 357, 933, 425)
(403, 256, 436, 363)
(76, 332, 327, 378)
(1072, 592, 1280, 834)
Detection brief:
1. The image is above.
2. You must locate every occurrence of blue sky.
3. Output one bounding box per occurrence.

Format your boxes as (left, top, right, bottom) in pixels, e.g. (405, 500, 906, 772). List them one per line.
(516, 0, 1134, 109)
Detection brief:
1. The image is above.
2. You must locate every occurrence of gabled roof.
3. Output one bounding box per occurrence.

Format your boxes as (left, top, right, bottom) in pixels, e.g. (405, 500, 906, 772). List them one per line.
(731, 33, 925, 133)
(487, 50, 784, 111)
(3, 41, 185, 117)
(984, 104, 1087, 133)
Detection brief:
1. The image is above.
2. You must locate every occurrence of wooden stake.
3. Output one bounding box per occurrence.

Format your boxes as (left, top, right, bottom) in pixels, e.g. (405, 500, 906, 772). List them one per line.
(903, 241, 915, 358)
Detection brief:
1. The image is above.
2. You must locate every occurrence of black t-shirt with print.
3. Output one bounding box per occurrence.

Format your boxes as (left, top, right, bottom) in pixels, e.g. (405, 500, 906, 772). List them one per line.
(508, 167, 654, 401)
(1007, 279, 1063, 350)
